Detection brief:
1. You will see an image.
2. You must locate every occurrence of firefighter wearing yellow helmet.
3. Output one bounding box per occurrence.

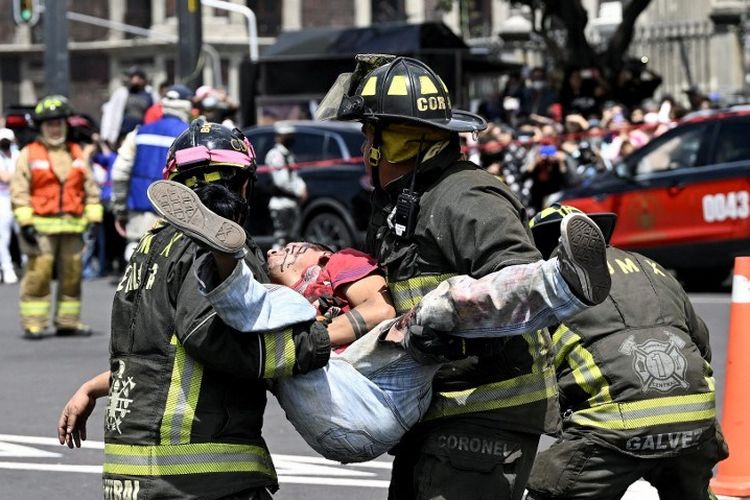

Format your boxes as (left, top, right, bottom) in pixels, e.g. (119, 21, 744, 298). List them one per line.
(318, 56, 565, 499)
(10, 95, 102, 339)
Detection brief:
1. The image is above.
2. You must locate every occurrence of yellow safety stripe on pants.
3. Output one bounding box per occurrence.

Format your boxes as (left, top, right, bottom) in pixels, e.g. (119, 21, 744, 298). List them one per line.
(552, 325, 614, 407)
(32, 216, 87, 234)
(103, 442, 277, 478)
(14, 207, 34, 225)
(57, 300, 81, 317)
(84, 203, 103, 223)
(160, 335, 204, 445)
(425, 367, 558, 420)
(389, 273, 458, 315)
(20, 300, 51, 317)
(569, 391, 716, 430)
(262, 328, 295, 379)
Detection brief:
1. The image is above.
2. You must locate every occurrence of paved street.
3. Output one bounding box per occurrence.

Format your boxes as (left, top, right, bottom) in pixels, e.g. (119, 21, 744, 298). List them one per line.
(0, 277, 732, 499)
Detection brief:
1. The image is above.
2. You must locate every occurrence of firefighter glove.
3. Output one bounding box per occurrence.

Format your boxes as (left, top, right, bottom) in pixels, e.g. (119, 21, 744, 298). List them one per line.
(20, 225, 38, 246)
(403, 324, 469, 365)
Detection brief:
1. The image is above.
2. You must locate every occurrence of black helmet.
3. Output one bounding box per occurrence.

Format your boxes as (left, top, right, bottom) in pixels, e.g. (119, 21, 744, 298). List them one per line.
(163, 119, 256, 189)
(33, 95, 73, 124)
(529, 204, 618, 259)
(337, 57, 486, 133)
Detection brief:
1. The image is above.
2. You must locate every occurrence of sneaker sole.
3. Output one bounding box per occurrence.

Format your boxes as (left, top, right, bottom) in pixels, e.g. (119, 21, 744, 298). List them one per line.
(560, 213, 611, 305)
(147, 180, 246, 254)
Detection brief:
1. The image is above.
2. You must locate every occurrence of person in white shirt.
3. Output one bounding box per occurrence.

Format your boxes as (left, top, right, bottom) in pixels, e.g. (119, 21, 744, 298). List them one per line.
(0, 128, 18, 284)
(265, 123, 307, 249)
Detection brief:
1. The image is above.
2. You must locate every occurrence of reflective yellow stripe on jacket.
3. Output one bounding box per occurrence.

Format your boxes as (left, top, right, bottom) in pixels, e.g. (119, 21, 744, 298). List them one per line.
(553, 325, 614, 407)
(570, 392, 716, 430)
(389, 273, 458, 315)
(389, 274, 558, 420)
(32, 215, 88, 234)
(84, 203, 103, 223)
(263, 328, 295, 379)
(161, 335, 204, 445)
(426, 329, 557, 420)
(104, 442, 277, 478)
(13, 206, 34, 226)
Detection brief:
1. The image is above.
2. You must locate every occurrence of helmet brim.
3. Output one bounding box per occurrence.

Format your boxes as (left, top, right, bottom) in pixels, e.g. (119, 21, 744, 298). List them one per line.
(360, 108, 487, 133)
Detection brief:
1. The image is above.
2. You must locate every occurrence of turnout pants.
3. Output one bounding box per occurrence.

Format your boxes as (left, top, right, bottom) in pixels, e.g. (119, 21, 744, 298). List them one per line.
(525, 429, 728, 500)
(388, 420, 540, 500)
(19, 232, 84, 331)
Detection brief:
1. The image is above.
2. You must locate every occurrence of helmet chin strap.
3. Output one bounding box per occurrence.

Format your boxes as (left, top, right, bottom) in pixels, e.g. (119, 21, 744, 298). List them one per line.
(369, 124, 383, 191)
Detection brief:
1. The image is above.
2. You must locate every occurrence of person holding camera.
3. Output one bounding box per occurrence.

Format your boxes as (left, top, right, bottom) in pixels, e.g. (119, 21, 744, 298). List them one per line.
(10, 95, 102, 339)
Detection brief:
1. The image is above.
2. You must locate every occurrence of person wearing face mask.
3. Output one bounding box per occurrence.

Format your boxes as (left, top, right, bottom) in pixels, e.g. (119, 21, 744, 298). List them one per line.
(10, 96, 103, 339)
(518, 67, 559, 118)
(0, 127, 19, 284)
(100, 66, 158, 149)
(265, 122, 308, 249)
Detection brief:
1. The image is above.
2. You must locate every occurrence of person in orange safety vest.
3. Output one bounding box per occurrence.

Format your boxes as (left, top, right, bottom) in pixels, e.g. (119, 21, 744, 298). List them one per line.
(10, 95, 102, 339)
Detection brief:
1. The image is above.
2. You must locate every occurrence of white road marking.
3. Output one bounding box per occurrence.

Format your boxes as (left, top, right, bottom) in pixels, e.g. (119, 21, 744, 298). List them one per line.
(0, 442, 61, 458)
(0, 434, 392, 488)
(0, 434, 664, 496)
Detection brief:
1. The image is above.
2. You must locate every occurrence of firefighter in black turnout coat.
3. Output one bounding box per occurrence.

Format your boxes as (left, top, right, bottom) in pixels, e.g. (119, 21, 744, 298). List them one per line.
(103, 121, 330, 500)
(318, 55, 562, 500)
(525, 204, 728, 500)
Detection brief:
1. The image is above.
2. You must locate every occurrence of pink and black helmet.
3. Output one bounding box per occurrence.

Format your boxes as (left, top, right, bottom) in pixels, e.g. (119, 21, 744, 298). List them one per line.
(163, 119, 256, 189)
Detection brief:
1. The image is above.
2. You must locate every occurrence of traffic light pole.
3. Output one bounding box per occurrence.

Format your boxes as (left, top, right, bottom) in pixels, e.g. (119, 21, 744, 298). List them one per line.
(177, 0, 203, 89)
(43, 0, 70, 96)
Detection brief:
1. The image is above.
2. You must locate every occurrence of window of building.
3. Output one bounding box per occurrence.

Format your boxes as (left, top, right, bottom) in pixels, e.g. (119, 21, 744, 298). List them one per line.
(124, 0, 152, 39)
(372, 0, 406, 23)
(66, 1, 109, 42)
(246, 0, 281, 37)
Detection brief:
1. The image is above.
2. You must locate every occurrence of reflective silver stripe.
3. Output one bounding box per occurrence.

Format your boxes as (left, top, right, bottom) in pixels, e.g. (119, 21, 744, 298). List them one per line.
(570, 393, 716, 430)
(135, 133, 176, 148)
(106, 451, 268, 466)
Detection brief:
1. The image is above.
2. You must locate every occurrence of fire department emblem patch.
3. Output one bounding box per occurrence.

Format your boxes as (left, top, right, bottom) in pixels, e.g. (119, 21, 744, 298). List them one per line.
(105, 360, 136, 434)
(619, 331, 689, 393)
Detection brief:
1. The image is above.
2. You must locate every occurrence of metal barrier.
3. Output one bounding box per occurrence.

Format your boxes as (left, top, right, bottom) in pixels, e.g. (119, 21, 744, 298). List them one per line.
(630, 20, 714, 99)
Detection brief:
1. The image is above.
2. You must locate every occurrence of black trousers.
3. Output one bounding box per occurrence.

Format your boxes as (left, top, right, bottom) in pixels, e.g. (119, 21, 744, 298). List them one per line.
(388, 419, 541, 500)
(526, 428, 728, 500)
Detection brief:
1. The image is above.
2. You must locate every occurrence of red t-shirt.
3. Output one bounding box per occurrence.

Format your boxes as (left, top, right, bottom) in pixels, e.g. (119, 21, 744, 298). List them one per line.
(292, 248, 380, 311)
(292, 248, 381, 352)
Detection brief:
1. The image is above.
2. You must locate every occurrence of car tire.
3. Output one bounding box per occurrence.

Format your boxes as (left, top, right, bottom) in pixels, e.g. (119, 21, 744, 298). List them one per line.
(677, 267, 731, 292)
(303, 212, 354, 250)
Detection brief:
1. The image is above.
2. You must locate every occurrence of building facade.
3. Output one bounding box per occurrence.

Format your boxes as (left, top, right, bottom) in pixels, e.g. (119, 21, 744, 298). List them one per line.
(0, 0, 746, 124)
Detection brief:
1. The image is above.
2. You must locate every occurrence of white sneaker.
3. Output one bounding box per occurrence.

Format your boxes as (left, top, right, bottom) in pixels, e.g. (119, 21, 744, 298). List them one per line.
(3, 269, 18, 284)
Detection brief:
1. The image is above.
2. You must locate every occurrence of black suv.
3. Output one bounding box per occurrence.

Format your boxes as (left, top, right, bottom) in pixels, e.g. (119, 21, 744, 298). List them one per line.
(244, 121, 371, 250)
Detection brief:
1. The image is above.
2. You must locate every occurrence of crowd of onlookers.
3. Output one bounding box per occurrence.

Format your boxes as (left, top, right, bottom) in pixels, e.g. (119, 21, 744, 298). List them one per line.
(466, 64, 719, 215)
(0, 63, 724, 284)
(0, 66, 241, 284)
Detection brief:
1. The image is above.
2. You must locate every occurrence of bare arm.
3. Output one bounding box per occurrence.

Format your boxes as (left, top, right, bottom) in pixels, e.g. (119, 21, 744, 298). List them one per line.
(57, 370, 111, 448)
(327, 274, 396, 347)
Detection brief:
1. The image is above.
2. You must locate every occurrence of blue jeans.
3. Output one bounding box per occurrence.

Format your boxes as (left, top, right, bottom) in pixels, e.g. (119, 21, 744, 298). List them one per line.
(198, 255, 585, 463)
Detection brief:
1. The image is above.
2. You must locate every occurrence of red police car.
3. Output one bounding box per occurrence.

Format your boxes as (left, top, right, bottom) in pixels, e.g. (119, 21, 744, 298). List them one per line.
(553, 109, 750, 289)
